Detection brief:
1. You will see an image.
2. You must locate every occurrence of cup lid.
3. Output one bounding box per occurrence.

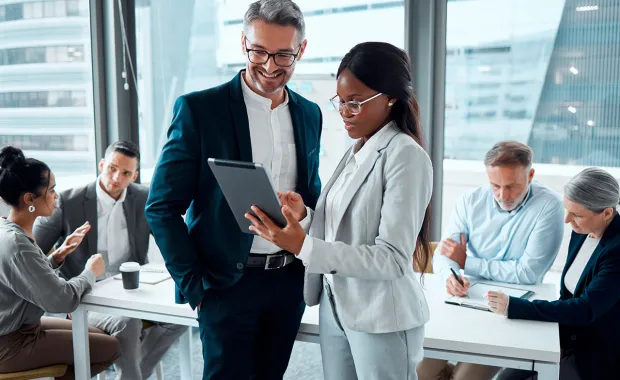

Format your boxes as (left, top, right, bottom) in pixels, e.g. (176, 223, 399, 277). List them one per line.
(120, 262, 140, 271)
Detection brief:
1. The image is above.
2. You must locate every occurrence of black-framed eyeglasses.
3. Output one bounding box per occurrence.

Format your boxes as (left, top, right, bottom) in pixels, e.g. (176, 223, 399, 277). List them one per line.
(330, 93, 384, 115)
(244, 37, 302, 68)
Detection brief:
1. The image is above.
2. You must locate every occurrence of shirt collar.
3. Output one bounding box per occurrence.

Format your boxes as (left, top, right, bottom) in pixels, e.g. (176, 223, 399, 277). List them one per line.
(492, 184, 532, 213)
(349, 121, 395, 166)
(96, 176, 127, 207)
(240, 71, 289, 109)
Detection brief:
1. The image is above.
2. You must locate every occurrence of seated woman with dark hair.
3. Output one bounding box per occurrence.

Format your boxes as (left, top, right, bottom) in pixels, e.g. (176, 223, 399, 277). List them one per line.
(488, 167, 620, 380)
(0, 146, 120, 379)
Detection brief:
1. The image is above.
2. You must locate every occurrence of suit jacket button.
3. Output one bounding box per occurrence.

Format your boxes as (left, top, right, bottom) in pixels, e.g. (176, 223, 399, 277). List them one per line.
(571, 335, 577, 341)
(237, 262, 244, 270)
(330, 270, 337, 274)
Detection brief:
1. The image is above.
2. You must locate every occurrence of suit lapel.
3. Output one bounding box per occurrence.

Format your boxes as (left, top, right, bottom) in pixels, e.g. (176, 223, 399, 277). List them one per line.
(563, 213, 620, 297)
(330, 149, 380, 233)
(330, 124, 399, 234)
(560, 233, 586, 293)
(123, 187, 137, 262)
(288, 93, 309, 196)
(229, 71, 253, 162)
(574, 240, 606, 295)
(573, 213, 620, 295)
(84, 182, 98, 256)
(309, 149, 351, 240)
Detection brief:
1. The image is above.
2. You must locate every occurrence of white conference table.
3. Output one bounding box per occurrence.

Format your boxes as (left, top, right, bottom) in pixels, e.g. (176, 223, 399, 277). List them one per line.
(72, 273, 560, 380)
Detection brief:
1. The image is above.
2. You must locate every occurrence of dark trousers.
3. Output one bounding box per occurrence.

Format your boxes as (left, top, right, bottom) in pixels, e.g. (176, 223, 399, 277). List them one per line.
(0, 317, 121, 379)
(197, 260, 305, 380)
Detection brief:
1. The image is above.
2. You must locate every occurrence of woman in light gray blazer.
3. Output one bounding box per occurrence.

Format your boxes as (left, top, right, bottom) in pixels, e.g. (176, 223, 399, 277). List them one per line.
(246, 42, 433, 380)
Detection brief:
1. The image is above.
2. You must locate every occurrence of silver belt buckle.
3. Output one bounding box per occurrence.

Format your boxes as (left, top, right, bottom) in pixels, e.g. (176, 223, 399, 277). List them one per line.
(265, 253, 286, 270)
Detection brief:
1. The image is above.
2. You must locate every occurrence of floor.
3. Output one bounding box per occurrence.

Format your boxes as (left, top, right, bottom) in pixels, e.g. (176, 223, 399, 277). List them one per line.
(101, 327, 511, 380)
(101, 327, 324, 379)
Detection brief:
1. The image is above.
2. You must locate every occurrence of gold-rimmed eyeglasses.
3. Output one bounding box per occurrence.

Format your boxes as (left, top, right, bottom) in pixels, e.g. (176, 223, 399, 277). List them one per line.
(329, 93, 383, 115)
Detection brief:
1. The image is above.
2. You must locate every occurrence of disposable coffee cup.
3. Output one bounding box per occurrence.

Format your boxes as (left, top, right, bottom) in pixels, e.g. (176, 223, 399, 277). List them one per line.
(120, 262, 140, 291)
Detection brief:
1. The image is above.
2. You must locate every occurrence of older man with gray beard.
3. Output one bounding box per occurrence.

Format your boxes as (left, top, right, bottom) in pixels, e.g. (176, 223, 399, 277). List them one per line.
(418, 141, 565, 380)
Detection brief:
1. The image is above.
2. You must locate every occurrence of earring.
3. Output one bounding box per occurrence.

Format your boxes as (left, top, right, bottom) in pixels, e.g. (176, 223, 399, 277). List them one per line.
(388, 102, 395, 107)
(28, 205, 35, 213)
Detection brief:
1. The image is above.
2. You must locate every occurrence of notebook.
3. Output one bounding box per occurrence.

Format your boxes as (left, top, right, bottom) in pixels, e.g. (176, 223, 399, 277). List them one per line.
(113, 263, 171, 285)
(445, 282, 534, 312)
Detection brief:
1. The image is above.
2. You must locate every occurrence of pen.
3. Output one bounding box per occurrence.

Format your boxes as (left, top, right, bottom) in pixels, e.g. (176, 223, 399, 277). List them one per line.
(450, 268, 465, 287)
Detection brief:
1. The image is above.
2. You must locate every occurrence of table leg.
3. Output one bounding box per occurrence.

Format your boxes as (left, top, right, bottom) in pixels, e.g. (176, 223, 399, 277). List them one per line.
(534, 361, 559, 380)
(72, 306, 91, 380)
(179, 327, 193, 380)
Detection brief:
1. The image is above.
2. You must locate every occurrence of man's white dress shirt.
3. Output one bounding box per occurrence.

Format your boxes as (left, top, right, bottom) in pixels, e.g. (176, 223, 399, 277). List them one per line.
(241, 74, 310, 254)
(96, 178, 130, 278)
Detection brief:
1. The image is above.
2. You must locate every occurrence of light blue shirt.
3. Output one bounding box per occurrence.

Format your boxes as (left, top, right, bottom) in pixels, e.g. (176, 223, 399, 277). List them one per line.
(434, 181, 564, 284)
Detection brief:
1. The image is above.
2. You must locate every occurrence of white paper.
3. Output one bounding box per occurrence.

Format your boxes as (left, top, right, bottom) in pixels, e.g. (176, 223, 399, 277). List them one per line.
(447, 283, 532, 310)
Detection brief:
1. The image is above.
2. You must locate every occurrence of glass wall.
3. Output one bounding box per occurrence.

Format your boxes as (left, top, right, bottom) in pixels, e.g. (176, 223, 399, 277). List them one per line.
(135, 0, 404, 184)
(0, 0, 96, 189)
(442, 0, 620, 271)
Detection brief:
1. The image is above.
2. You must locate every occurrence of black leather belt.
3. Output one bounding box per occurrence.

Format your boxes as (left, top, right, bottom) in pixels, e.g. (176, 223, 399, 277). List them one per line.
(246, 251, 296, 270)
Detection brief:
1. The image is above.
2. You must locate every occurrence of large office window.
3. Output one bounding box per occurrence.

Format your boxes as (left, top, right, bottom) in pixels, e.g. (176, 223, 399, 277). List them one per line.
(0, 91, 86, 108)
(0, 45, 84, 66)
(0, 134, 90, 151)
(442, 0, 620, 271)
(0, 0, 87, 22)
(0, 0, 96, 188)
(135, 0, 404, 183)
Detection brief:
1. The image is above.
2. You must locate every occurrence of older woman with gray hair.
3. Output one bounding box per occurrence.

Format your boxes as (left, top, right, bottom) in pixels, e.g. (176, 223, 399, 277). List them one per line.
(488, 167, 620, 380)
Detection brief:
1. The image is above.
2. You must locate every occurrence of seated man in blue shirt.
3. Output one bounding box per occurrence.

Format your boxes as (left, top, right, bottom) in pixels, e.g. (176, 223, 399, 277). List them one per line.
(417, 141, 565, 380)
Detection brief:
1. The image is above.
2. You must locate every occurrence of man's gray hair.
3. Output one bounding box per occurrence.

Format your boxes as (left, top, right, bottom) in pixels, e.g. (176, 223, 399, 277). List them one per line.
(244, 0, 305, 42)
(484, 141, 533, 169)
(565, 167, 620, 213)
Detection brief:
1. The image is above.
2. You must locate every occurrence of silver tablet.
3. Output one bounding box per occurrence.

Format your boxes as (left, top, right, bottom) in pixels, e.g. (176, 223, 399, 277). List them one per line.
(207, 158, 286, 234)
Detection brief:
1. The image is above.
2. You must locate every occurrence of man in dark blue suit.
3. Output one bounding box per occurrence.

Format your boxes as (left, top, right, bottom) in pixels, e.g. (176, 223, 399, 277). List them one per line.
(145, 1, 321, 378)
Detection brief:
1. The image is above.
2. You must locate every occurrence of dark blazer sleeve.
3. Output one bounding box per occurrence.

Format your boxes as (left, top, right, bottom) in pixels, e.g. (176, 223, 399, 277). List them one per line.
(33, 194, 66, 254)
(131, 184, 152, 264)
(145, 96, 204, 309)
(508, 245, 620, 325)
